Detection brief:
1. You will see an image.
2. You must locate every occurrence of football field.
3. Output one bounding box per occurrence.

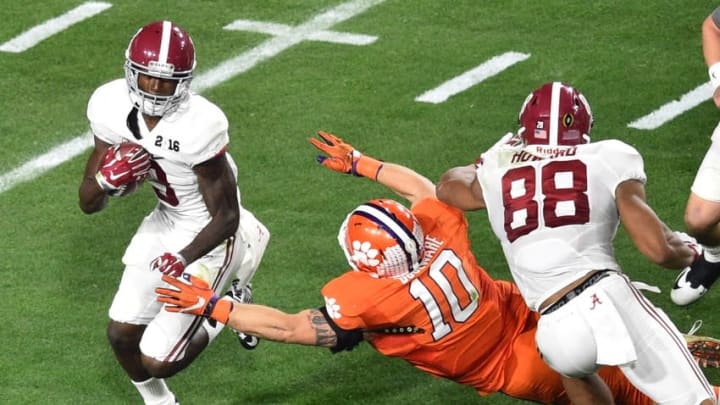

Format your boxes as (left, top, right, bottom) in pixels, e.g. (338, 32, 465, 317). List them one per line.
(2, 1, 720, 403)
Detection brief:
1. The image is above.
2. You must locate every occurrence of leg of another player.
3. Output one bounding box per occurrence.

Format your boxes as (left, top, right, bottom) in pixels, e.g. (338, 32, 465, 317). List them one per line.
(685, 193, 720, 284)
(561, 374, 614, 405)
(685, 193, 720, 247)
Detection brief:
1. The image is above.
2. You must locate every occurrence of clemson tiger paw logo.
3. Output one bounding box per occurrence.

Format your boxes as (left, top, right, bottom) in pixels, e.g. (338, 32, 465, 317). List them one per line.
(324, 297, 341, 319)
(350, 240, 381, 267)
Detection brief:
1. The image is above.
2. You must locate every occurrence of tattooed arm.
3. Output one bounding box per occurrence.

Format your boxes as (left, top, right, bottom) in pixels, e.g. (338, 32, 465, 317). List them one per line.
(156, 274, 361, 350)
(225, 305, 365, 350)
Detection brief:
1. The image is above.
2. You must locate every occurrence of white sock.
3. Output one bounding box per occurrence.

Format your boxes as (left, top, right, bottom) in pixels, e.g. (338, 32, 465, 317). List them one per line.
(703, 244, 720, 263)
(132, 377, 176, 405)
(203, 317, 225, 342)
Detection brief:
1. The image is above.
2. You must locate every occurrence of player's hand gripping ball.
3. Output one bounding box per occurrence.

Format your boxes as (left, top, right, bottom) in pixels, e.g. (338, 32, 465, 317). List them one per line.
(95, 142, 151, 197)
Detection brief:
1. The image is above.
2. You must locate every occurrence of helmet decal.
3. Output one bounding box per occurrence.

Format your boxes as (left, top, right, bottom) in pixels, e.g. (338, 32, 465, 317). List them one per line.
(348, 240, 382, 269)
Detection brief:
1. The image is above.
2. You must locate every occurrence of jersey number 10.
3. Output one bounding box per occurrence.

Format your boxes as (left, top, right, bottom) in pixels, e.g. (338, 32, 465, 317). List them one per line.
(409, 250, 480, 340)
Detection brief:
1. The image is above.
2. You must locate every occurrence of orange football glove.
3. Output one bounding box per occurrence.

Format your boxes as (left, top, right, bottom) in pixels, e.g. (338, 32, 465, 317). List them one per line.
(156, 274, 233, 324)
(309, 131, 383, 180)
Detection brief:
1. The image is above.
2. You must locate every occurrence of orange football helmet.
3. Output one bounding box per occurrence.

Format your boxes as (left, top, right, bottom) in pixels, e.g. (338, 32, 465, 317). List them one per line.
(338, 199, 424, 278)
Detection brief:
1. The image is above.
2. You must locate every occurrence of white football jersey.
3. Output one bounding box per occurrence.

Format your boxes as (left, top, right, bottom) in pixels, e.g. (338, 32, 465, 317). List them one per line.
(476, 139, 646, 311)
(87, 79, 240, 234)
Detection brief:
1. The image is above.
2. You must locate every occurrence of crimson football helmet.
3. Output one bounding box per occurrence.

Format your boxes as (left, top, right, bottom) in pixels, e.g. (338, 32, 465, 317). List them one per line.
(124, 21, 196, 116)
(518, 82, 593, 146)
(338, 199, 424, 278)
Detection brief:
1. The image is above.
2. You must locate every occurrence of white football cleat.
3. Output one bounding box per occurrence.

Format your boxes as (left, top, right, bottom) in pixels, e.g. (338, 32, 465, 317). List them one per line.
(671, 255, 720, 306)
(671, 267, 708, 306)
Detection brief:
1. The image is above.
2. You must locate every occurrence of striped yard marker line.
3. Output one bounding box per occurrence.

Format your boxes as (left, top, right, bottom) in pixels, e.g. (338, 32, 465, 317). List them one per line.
(194, 0, 383, 92)
(0, 2, 112, 53)
(627, 82, 713, 130)
(415, 51, 531, 104)
(224, 19, 377, 46)
(0, 0, 385, 194)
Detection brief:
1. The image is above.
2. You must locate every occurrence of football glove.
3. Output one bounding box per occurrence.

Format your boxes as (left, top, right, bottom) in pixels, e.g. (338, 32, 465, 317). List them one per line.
(156, 274, 233, 324)
(309, 131, 383, 180)
(150, 252, 187, 277)
(95, 143, 151, 194)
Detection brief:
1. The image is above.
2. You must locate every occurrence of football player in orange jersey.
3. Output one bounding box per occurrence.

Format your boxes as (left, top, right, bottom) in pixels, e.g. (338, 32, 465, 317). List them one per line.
(156, 132, 717, 405)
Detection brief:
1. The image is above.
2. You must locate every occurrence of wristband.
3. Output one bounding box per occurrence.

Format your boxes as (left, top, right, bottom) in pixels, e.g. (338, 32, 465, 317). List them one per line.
(352, 155, 384, 181)
(206, 296, 233, 324)
(709, 62, 720, 90)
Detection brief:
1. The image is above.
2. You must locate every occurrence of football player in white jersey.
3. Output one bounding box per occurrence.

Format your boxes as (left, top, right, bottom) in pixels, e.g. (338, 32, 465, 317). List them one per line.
(436, 82, 715, 405)
(77, 21, 269, 405)
(672, 5, 720, 306)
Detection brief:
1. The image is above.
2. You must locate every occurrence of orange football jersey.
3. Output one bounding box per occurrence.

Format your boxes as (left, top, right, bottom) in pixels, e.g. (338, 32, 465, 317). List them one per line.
(322, 198, 533, 394)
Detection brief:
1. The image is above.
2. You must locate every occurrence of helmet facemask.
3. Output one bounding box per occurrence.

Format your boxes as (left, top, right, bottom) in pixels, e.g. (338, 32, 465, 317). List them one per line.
(124, 64, 192, 116)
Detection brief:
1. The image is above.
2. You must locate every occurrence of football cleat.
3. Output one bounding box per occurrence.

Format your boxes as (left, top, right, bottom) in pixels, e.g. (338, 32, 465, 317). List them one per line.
(671, 255, 720, 306)
(684, 334, 720, 368)
(225, 279, 259, 350)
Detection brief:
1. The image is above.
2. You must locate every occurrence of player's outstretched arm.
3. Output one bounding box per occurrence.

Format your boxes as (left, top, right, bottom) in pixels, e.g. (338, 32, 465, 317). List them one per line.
(156, 274, 338, 348)
(309, 131, 434, 205)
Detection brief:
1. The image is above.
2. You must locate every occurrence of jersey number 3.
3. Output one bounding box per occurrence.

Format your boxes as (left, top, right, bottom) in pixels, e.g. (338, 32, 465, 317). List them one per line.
(149, 160, 179, 206)
(502, 160, 589, 242)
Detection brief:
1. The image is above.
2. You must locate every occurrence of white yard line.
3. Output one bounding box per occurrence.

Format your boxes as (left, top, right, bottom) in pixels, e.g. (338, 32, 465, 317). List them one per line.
(224, 19, 377, 46)
(195, 0, 384, 92)
(0, 135, 94, 193)
(0, 2, 112, 53)
(627, 82, 713, 130)
(415, 52, 531, 104)
(0, 0, 385, 195)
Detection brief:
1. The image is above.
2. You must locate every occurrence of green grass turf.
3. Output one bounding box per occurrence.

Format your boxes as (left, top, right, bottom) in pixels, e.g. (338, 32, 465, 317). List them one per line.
(1, 1, 719, 403)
